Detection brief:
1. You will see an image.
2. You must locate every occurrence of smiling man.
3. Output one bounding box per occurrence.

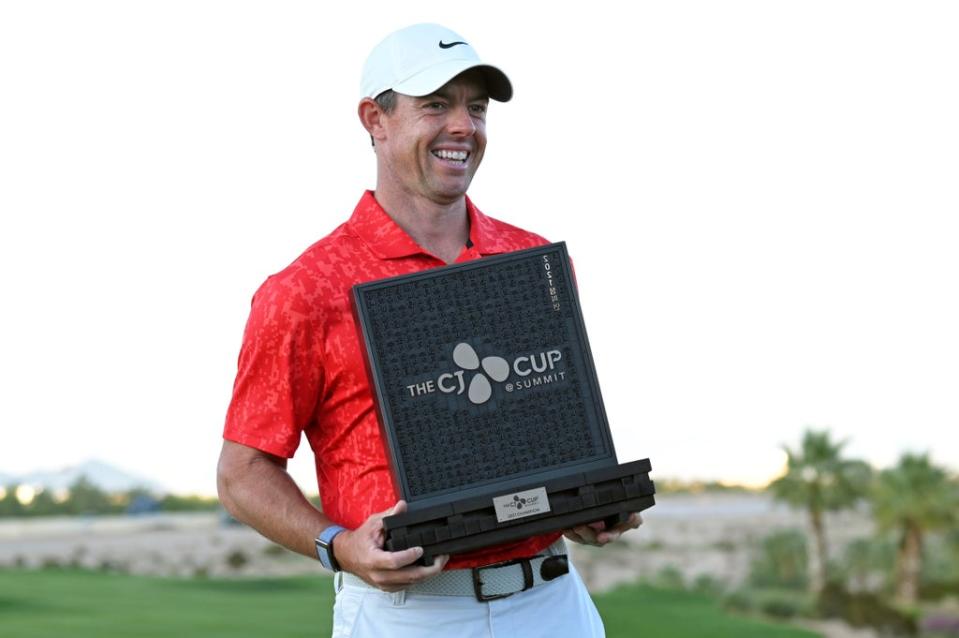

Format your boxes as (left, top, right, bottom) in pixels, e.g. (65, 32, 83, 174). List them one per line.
(357, 64, 490, 264)
(217, 23, 640, 638)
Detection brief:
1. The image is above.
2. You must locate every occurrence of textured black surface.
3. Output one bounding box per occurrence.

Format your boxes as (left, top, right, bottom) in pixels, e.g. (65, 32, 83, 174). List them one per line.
(355, 244, 611, 501)
(382, 460, 657, 566)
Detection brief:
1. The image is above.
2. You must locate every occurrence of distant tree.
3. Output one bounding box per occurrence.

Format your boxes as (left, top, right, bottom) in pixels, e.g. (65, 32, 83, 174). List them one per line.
(769, 429, 872, 593)
(871, 453, 959, 603)
(26, 488, 59, 517)
(840, 536, 895, 592)
(159, 493, 219, 512)
(749, 529, 808, 589)
(64, 475, 112, 515)
(0, 484, 26, 517)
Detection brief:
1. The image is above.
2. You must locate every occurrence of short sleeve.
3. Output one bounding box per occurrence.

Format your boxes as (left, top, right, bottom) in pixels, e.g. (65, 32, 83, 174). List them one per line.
(222, 272, 326, 458)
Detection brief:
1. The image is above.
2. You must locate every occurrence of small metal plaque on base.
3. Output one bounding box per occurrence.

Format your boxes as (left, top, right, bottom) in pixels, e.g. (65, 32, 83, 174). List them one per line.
(352, 242, 655, 565)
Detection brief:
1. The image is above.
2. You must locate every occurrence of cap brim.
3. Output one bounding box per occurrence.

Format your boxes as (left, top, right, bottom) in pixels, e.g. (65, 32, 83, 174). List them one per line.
(392, 60, 513, 102)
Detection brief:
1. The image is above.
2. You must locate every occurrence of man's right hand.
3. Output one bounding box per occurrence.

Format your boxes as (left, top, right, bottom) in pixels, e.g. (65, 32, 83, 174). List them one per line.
(334, 500, 449, 592)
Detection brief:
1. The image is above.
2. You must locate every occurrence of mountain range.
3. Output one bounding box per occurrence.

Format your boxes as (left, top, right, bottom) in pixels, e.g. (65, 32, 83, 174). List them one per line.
(2, 459, 166, 494)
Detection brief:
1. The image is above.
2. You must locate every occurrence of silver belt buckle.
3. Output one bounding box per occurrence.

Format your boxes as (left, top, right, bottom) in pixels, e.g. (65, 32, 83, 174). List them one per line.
(471, 557, 534, 602)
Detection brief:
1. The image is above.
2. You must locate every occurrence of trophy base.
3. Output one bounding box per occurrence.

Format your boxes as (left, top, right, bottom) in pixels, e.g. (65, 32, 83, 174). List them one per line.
(384, 459, 656, 566)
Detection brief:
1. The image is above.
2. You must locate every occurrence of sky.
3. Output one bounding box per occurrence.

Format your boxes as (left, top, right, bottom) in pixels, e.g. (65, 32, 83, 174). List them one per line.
(1, 1, 957, 496)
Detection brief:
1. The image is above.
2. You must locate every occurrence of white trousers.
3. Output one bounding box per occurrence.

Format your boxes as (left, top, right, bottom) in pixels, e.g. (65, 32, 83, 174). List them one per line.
(331, 561, 605, 638)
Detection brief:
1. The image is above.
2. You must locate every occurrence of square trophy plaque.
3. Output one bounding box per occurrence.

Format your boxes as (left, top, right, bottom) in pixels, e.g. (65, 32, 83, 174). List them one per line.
(352, 242, 655, 565)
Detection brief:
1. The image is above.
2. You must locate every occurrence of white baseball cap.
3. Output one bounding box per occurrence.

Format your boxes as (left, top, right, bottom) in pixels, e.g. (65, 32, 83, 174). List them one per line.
(360, 23, 512, 102)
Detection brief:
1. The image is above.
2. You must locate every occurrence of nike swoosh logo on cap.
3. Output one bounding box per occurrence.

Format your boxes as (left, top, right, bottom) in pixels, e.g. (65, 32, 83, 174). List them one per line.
(438, 40, 467, 49)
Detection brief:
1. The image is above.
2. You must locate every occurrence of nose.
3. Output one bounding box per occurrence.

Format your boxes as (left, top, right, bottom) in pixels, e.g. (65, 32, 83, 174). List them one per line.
(446, 104, 476, 137)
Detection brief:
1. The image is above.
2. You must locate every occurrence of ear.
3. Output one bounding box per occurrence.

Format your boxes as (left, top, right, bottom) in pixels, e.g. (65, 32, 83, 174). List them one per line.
(358, 98, 388, 144)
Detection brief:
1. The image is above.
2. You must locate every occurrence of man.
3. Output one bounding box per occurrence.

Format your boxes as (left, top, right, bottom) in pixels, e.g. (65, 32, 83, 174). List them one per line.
(217, 23, 641, 637)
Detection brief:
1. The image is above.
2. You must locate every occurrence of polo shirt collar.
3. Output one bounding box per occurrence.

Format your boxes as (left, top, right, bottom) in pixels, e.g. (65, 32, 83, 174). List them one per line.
(348, 190, 512, 259)
(465, 196, 512, 256)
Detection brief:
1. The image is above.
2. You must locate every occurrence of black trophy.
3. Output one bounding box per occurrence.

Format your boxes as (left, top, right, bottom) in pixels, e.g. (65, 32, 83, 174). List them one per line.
(352, 242, 655, 565)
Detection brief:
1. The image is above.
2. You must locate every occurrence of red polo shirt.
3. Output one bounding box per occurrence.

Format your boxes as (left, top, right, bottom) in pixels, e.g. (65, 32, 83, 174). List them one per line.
(223, 191, 562, 569)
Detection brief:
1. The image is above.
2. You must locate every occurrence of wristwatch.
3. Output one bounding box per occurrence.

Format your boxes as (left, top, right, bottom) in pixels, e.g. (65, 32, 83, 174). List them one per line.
(315, 525, 347, 572)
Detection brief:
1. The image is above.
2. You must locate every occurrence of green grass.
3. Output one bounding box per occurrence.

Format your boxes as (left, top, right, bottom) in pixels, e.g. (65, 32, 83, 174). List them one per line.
(0, 570, 333, 637)
(0, 570, 820, 637)
(596, 583, 819, 637)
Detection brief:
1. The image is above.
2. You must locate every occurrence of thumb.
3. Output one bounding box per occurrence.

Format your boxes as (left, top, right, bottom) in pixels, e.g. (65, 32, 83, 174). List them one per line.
(368, 499, 406, 528)
(369, 500, 405, 544)
(369, 499, 406, 523)
(387, 499, 408, 516)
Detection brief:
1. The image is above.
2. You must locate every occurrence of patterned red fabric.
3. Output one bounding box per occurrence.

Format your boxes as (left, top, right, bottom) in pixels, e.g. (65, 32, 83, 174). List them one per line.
(223, 191, 562, 569)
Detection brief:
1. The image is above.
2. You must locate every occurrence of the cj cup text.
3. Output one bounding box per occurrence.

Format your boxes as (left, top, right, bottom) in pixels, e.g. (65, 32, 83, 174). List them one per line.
(406, 349, 563, 398)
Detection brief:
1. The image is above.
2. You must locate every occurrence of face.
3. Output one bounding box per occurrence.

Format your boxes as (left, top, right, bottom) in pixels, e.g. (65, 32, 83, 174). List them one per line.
(376, 69, 489, 205)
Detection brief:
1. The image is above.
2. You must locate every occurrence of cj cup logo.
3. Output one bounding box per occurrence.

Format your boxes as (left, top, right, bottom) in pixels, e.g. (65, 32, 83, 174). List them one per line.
(451, 343, 509, 404)
(493, 487, 550, 522)
(404, 342, 566, 406)
(507, 494, 537, 510)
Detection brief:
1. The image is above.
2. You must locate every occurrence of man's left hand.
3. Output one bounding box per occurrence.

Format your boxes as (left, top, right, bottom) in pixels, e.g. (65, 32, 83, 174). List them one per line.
(563, 513, 643, 547)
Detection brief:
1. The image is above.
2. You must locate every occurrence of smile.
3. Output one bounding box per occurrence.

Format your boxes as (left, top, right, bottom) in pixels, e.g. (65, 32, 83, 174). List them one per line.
(431, 149, 469, 163)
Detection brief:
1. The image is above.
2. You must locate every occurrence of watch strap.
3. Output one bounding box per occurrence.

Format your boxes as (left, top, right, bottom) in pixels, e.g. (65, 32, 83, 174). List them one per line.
(315, 524, 347, 572)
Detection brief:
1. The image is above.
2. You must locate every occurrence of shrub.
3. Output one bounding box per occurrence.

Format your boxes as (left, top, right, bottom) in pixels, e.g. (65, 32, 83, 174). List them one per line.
(654, 566, 685, 590)
(748, 529, 808, 590)
(723, 588, 813, 620)
(755, 590, 805, 619)
(225, 549, 249, 570)
(691, 574, 723, 596)
(839, 536, 895, 592)
(712, 540, 737, 553)
(922, 532, 959, 598)
(722, 589, 754, 613)
(817, 582, 918, 636)
(920, 581, 959, 601)
(40, 557, 63, 569)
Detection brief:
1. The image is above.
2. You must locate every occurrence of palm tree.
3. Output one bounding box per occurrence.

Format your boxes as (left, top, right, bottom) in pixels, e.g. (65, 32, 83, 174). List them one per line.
(769, 429, 872, 593)
(871, 453, 959, 603)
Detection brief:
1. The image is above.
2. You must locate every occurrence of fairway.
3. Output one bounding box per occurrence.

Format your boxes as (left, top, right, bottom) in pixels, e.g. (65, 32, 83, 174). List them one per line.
(596, 584, 819, 638)
(0, 570, 819, 637)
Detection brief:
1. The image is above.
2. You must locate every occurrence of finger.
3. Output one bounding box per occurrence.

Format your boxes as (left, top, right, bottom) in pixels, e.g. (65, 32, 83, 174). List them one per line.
(370, 545, 425, 570)
(563, 529, 586, 544)
(574, 525, 599, 544)
(566, 527, 597, 546)
(594, 513, 644, 544)
(609, 513, 643, 533)
(615, 513, 641, 529)
(608, 518, 636, 532)
(372, 554, 450, 591)
(411, 553, 449, 580)
(362, 500, 407, 548)
(596, 530, 621, 544)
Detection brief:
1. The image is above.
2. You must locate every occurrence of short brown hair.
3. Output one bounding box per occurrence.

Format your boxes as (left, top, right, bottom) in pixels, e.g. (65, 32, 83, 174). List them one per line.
(370, 90, 397, 147)
(374, 89, 397, 114)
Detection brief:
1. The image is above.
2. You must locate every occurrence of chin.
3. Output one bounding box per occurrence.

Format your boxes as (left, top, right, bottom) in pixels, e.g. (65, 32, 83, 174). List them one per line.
(428, 182, 472, 201)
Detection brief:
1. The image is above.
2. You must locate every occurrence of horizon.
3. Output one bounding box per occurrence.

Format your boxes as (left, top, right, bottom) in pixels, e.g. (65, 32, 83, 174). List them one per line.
(4, 446, 956, 499)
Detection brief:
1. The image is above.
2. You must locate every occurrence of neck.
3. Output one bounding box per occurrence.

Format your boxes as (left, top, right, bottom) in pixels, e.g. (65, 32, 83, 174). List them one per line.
(372, 186, 470, 264)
